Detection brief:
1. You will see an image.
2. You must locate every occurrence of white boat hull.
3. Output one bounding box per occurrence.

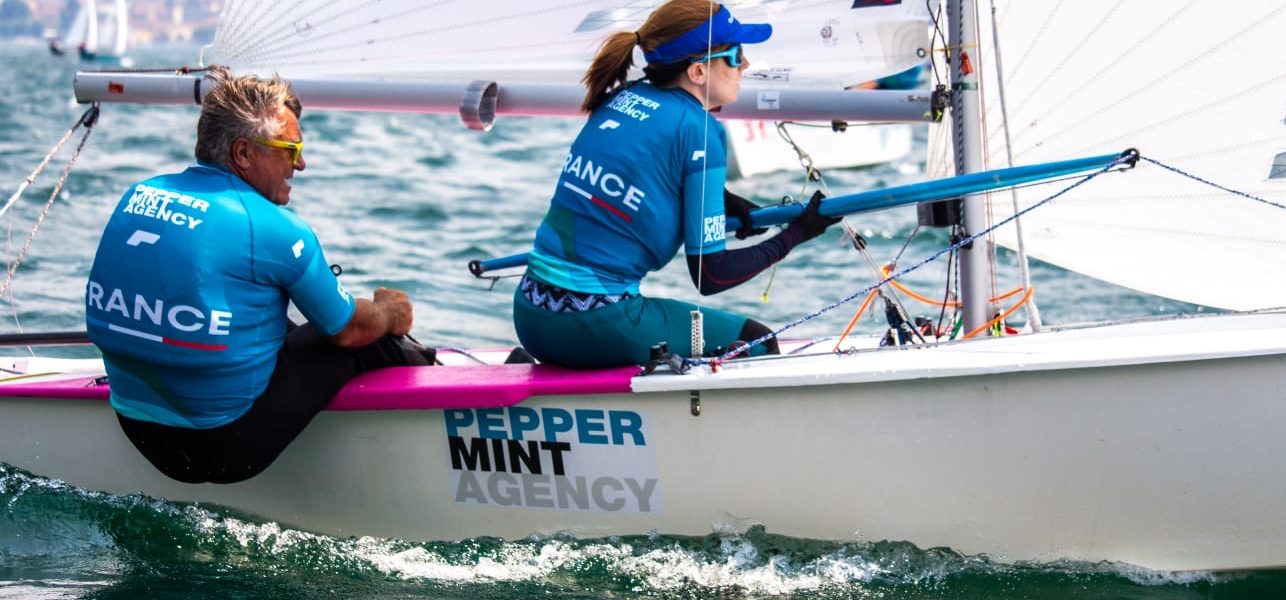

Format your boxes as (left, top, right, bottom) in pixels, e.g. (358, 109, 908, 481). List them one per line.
(726, 120, 915, 179)
(3, 312, 1286, 572)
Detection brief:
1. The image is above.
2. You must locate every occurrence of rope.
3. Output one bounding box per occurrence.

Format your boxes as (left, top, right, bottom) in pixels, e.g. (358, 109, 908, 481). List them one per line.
(962, 286, 1033, 339)
(697, 153, 1280, 365)
(704, 155, 1130, 364)
(1141, 157, 1286, 211)
(0, 105, 101, 303)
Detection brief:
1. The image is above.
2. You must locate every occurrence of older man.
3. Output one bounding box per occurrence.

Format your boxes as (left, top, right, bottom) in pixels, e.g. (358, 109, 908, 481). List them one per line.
(86, 67, 431, 484)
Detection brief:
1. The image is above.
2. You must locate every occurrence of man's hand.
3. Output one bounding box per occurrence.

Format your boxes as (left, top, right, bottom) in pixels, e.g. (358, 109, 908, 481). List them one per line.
(331, 287, 415, 347)
(373, 287, 413, 336)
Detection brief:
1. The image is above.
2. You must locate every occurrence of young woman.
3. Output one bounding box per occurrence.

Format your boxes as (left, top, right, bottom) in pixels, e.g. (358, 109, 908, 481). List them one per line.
(513, 0, 839, 368)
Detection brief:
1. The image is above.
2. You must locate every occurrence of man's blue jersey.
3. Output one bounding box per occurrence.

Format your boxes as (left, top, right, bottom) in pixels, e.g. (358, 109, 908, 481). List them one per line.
(527, 82, 729, 295)
(86, 163, 355, 429)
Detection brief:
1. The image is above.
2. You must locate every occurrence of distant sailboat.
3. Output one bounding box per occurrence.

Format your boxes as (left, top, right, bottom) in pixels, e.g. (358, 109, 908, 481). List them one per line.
(51, 0, 130, 64)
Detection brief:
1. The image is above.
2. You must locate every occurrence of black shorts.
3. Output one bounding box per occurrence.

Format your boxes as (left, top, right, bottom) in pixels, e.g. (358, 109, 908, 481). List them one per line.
(116, 324, 428, 484)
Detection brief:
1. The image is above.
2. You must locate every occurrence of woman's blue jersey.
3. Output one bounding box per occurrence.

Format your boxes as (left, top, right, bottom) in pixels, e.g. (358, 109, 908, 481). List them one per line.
(527, 82, 729, 295)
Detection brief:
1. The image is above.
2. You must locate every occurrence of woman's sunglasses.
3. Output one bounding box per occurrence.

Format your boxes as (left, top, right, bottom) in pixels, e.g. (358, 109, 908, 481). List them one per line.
(691, 44, 745, 68)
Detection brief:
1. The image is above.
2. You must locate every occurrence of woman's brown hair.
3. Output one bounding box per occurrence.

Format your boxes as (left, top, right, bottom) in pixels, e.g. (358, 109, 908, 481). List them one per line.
(580, 0, 723, 112)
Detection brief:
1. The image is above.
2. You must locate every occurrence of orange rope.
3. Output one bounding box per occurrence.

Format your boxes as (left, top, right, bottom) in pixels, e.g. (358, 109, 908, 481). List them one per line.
(835, 266, 1034, 347)
(888, 277, 959, 307)
(833, 289, 878, 352)
(878, 264, 1023, 306)
(963, 286, 1034, 339)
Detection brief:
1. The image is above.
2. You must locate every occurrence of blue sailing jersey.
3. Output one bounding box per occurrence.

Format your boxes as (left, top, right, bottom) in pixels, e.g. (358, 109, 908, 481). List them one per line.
(526, 82, 728, 295)
(85, 162, 355, 429)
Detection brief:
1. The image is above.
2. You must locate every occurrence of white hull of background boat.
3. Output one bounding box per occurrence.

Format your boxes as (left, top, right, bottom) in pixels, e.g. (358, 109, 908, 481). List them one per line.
(4, 311, 1286, 573)
(726, 121, 915, 179)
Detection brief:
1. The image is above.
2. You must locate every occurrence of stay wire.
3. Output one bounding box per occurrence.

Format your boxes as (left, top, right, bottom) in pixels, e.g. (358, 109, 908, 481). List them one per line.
(0, 104, 101, 303)
(925, 0, 948, 87)
(935, 244, 958, 339)
(689, 0, 718, 355)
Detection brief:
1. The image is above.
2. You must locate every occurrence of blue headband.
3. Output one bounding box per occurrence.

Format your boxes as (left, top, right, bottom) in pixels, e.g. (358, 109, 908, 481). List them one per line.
(642, 6, 772, 65)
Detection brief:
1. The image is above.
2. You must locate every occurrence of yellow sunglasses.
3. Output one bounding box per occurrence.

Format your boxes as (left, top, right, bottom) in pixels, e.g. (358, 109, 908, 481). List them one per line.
(252, 138, 304, 165)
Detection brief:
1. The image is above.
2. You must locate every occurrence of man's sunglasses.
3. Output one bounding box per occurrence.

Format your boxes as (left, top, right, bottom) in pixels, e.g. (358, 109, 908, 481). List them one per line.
(691, 44, 745, 69)
(252, 138, 304, 165)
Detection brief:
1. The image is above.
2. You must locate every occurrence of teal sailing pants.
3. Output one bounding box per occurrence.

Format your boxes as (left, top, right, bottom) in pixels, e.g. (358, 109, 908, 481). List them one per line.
(513, 285, 775, 368)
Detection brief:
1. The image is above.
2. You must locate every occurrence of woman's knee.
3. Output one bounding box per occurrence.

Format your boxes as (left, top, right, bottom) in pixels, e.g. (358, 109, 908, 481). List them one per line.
(738, 318, 779, 355)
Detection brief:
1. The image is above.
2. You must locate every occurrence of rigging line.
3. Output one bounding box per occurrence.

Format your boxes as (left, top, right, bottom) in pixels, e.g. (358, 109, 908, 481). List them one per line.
(4, 203, 29, 353)
(1141, 157, 1286, 211)
(0, 106, 100, 303)
(705, 156, 1129, 364)
(0, 106, 97, 221)
(434, 347, 489, 365)
(934, 244, 957, 339)
(986, 0, 1041, 330)
(971, 1, 1002, 304)
(852, 229, 917, 338)
(694, 0, 715, 317)
(925, 0, 947, 87)
(1157, 134, 1285, 164)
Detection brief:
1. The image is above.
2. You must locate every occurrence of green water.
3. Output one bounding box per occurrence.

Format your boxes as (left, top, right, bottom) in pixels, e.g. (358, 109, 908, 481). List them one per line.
(2, 42, 1267, 598)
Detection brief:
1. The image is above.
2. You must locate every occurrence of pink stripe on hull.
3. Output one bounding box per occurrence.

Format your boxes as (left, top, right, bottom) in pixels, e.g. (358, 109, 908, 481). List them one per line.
(0, 364, 641, 410)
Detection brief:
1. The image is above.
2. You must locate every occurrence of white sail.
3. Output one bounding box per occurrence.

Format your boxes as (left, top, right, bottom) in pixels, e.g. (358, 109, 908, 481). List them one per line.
(107, 0, 129, 57)
(975, 1, 1286, 311)
(209, 0, 931, 89)
(61, 4, 89, 49)
(83, 0, 100, 53)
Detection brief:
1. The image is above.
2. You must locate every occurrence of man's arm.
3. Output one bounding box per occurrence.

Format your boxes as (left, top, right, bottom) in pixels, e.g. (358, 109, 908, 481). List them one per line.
(329, 287, 414, 348)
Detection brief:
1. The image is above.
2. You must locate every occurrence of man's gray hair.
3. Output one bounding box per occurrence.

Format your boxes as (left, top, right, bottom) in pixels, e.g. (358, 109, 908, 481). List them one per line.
(194, 66, 303, 165)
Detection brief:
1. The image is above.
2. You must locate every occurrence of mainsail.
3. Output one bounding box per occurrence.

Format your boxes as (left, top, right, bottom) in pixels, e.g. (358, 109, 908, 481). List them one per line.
(970, 1, 1286, 311)
(209, 0, 932, 89)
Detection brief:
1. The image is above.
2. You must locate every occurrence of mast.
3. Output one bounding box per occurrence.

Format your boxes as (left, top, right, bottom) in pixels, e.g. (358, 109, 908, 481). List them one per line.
(947, 0, 991, 333)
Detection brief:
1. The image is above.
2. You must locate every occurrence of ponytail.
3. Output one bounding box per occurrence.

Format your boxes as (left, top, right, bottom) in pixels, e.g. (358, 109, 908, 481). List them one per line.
(580, 31, 639, 113)
(580, 0, 723, 113)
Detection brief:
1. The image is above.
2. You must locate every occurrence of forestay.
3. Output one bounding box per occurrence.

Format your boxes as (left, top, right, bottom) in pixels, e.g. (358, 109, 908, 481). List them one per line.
(971, 1, 1286, 311)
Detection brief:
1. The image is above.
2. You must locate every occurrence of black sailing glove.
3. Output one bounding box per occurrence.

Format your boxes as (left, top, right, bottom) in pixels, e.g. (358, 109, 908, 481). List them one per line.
(723, 188, 769, 240)
(786, 190, 842, 242)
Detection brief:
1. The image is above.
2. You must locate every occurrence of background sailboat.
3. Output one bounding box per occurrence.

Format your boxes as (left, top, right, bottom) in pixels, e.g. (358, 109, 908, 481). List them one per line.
(51, 0, 130, 64)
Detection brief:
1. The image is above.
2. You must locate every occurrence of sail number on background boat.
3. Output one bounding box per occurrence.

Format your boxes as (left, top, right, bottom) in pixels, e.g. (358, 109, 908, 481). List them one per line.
(445, 406, 660, 513)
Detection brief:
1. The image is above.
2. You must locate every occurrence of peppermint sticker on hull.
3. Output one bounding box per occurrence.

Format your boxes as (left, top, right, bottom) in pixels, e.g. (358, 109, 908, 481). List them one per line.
(443, 406, 661, 514)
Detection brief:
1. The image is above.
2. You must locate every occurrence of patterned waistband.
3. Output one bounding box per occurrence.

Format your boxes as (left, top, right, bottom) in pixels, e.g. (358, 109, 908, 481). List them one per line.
(520, 275, 633, 313)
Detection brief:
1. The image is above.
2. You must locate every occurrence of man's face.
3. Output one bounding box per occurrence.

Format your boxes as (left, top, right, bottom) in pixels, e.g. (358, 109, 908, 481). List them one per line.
(240, 107, 305, 205)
